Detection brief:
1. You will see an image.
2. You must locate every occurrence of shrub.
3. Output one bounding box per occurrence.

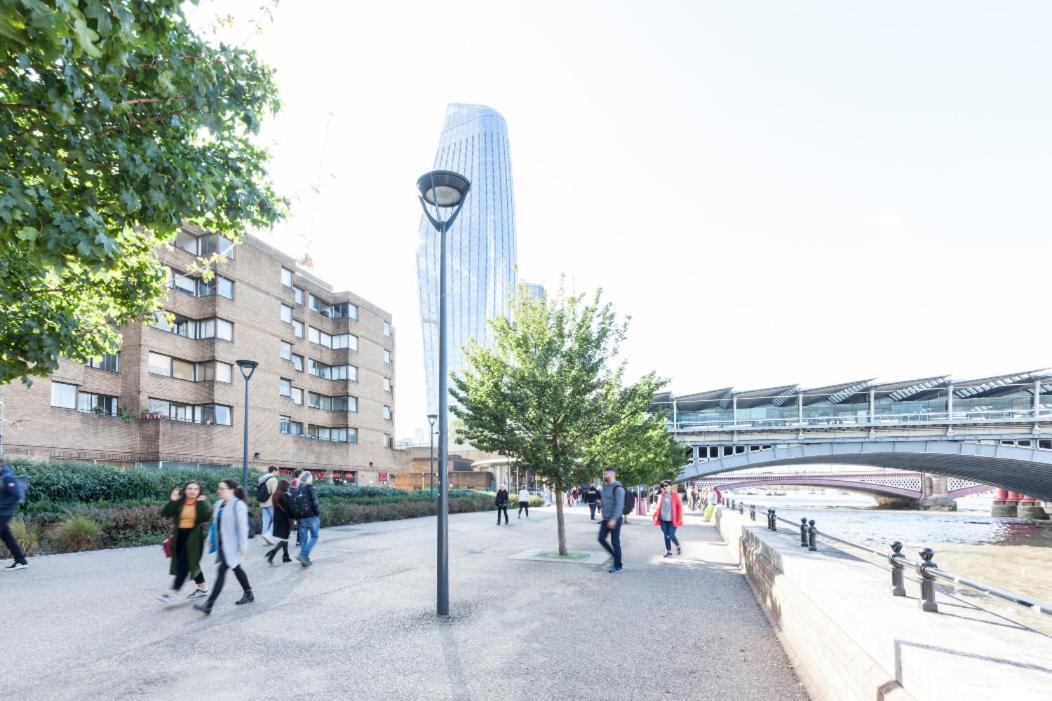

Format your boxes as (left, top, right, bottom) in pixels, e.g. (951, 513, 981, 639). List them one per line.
(0, 517, 40, 557)
(49, 513, 103, 552)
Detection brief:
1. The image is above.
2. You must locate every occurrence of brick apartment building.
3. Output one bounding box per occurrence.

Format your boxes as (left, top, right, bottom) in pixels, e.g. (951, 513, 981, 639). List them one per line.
(2, 227, 406, 485)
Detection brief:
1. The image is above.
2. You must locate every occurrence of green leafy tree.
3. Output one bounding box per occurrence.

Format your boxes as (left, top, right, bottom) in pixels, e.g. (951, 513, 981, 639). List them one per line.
(0, 0, 285, 382)
(451, 285, 676, 555)
(586, 410, 685, 492)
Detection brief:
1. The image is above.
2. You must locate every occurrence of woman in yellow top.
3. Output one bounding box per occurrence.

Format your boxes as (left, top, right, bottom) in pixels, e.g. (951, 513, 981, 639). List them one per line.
(157, 481, 212, 604)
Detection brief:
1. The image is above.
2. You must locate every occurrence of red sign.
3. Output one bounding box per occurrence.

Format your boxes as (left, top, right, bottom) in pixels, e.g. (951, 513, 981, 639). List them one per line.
(378, 472, 388, 482)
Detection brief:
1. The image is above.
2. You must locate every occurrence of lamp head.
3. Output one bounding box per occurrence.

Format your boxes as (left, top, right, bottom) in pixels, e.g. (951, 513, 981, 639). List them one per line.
(236, 359, 258, 380)
(417, 170, 470, 207)
(427, 413, 438, 426)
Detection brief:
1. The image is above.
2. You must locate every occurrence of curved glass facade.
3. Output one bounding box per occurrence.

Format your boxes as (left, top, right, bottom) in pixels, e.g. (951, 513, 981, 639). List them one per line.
(417, 104, 518, 414)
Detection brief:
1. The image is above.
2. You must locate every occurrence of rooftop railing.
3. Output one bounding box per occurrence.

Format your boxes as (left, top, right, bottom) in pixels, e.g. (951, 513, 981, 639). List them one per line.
(670, 408, 1052, 433)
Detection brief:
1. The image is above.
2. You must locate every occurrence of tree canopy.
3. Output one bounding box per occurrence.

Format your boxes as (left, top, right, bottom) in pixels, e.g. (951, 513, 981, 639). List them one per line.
(451, 286, 682, 554)
(0, 0, 285, 382)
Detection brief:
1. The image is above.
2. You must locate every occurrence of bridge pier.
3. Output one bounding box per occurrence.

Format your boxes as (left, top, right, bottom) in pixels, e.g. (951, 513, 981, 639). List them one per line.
(1016, 495, 1048, 520)
(991, 488, 1017, 517)
(918, 474, 956, 511)
(874, 496, 917, 510)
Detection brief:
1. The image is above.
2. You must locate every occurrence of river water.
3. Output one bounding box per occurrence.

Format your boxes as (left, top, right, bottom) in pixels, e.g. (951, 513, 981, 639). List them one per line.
(719, 490, 1052, 604)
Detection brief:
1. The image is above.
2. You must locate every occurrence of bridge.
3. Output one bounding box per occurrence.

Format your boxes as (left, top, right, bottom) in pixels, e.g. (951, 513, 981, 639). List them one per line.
(690, 470, 990, 508)
(657, 370, 1052, 517)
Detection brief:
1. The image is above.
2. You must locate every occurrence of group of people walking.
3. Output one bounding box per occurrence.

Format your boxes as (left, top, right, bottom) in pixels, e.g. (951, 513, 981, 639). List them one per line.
(494, 484, 532, 524)
(157, 466, 323, 615)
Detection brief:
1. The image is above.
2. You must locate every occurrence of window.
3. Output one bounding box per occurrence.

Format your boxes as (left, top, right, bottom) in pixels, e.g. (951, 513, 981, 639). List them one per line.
(384, 405, 392, 421)
(348, 427, 358, 444)
(383, 377, 392, 392)
(152, 312, 232, 341)
(279, 415, 291, 434)
(281, 267, 294, 287)
(172, 271, 196, 296)
(174, 230, 198, 254)
(195, 404, 232, 426)
(291, 354, 304, 372)
(279, 378, 292, 397)
(384, 321, 391, 336)
(215, 318, 233, 341)
(384, 349, 391, 365)
(148, 398, 231, 425)
(279, 416, 303, 436)
(171, 358, 194, 381)
(148, 353, 230, 383)
(308, 294, 357, 320)
(349, 365, 358, 382)
(307, 393, 357, 412)
(280, 341, 292, 361)
(214, 361, 233, 383)
(292, 319, 304, 338)
(293, 286, 303, 305)
(308, 360, 357, 381)
(384, 434, 393, 449)
(308, 327, 353, 350)
(291, 387, 303, 405)
(307, 425, 353, 443)
(281, 304, 293, 324)
(50, 381, 78, 409)
(175, 231, 234, 258)
(76, 392, 118, 416)
(86, 353, 119, 373)
(148, 352, 171, 376)
(200, 276, 234, 299)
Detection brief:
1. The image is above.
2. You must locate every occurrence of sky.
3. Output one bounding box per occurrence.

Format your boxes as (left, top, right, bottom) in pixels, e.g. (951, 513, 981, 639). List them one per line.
(196, 1, 1052, 441)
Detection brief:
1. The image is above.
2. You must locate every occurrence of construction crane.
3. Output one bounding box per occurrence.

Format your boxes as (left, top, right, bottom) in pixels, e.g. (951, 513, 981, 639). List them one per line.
(300, 111, 335, 270)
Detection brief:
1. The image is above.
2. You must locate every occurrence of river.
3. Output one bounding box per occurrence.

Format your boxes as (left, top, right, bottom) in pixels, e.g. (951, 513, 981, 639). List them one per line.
(718, 490, 1052, 606)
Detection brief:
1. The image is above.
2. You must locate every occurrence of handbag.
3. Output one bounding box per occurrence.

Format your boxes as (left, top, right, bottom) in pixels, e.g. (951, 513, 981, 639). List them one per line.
(162, 535, 173, 558)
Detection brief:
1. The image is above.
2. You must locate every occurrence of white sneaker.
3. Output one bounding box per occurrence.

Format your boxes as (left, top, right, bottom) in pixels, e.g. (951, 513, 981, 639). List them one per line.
(4, 562, 28, 571)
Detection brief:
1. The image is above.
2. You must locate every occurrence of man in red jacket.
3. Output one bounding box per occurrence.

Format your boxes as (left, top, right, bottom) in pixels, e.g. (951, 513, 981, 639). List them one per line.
(652, 480, 684, 557)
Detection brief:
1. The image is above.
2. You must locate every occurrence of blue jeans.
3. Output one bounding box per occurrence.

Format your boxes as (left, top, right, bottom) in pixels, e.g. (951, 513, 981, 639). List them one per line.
(660, 520, 679, 552)
(261, 506, 274, 536)
(298, 516, 320, 558)
(598, 516, 623, 569)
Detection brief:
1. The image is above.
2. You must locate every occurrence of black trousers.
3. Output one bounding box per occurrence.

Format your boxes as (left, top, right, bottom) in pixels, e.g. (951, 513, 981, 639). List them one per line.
(266, 540, 289, 559)
(518, 501, 529, 517)
(588, 502, 597, 519)
(0, 515, 27, 564)
(598, 516, 623, 569)
(171, 528, 206, 591)
(496, 506, 509, 524)
(207, 556, 251, 605)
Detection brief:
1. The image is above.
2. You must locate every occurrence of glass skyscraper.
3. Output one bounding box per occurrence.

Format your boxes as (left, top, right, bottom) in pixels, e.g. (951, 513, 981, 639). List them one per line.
(417, 104, 518, 414)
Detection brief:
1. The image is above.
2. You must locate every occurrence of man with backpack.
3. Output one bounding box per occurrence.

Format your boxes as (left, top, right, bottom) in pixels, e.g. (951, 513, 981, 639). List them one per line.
(598, 467, 626, 574)
(1, 462, 29, 571)
(287, 471, 321, 567)
(256, 466, 279, 545)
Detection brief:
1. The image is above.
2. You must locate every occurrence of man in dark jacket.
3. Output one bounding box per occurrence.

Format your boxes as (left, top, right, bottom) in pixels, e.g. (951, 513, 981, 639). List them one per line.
(598, 468, 626, 573)
(295, 471, 321, 568)
(495, 484, 510, 525)
(1, 463, 29, 571)
(584, 485, 601, 520)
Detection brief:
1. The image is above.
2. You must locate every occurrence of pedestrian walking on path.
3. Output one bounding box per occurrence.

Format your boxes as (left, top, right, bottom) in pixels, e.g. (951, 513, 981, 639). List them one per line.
(517, 486, 530, 518)
(265, 479, 293, 564)
(495, 484, 510, 525)
(292, 471, 321, 567)
(256, 466, 279, 544)
(598, 468, 625, 573)
(584, 484, 600, 520)
(194, 480, 253, 614)
(652, 480, 683, 557)
(157, 481, 211, 603)
(0, 462, 29, 571)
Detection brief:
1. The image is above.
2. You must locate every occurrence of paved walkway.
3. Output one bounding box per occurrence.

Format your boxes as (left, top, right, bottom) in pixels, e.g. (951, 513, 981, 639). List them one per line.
(0, 505, 806, 700)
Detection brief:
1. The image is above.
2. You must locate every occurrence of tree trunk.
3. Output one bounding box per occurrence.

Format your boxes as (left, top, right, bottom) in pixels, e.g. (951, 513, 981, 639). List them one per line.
(555, 488, 567, 556)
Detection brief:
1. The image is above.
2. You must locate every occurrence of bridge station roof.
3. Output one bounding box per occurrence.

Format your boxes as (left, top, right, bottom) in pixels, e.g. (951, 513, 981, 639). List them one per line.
(659, 369, 1051, 408)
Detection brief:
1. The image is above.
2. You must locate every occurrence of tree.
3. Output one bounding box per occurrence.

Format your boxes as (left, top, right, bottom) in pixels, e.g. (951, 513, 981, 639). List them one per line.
(451, 285, 677, 556)
(586, 409, 685, 491)
(0, 0, 285, 382)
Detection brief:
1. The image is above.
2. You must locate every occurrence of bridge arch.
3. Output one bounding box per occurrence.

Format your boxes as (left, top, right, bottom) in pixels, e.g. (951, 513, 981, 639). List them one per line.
(701, 477, 920, 500)
(677, 440, 1052, 502)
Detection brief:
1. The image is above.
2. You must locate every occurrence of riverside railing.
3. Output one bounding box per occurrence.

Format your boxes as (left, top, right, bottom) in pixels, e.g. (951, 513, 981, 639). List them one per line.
(721, 500, 1052, 619)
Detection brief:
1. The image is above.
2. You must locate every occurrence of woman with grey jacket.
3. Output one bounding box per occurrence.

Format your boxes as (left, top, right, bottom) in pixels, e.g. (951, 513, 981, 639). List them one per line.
(194, 480, 254, 614)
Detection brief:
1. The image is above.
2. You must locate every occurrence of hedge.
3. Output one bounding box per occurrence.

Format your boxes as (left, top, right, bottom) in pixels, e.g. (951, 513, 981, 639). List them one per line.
(0, 459, 534, 558)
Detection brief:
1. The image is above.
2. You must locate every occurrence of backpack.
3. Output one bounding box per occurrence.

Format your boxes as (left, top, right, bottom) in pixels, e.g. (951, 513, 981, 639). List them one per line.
(256, 477, 273, 503)
(286, 486, 313, 519)
(621, 487, 636, 515)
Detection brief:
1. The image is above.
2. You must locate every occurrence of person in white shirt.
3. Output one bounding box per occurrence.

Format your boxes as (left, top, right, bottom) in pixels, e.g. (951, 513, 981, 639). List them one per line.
(517, 486, 530, 518)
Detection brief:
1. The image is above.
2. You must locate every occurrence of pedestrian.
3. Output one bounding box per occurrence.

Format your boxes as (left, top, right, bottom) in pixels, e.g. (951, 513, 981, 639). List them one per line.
(0, 462, 29, 571)
(294, 471, 321, 567)
(194, 480, 253, 614)
(265, 479, 293, 564)
(585, 484, 600, 520)
(517, 485, 530, 518)
(495, 484, 510, 525)
(597, 468, 626, 574)
(256, 466, 279, 545)
(290, 468, 303, 544)
(653, 480, 684, 557)
(157, 481, 211, 603)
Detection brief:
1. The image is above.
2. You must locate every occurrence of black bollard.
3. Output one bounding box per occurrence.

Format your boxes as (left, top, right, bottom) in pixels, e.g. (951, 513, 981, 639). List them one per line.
(800, 517, 808, 547)
(738, 502, 744, 515)
(916, 548, 939, 612)
(807, 519, 817, 551)
(889, 541, 906, 597)
(749, 504, 756, 521)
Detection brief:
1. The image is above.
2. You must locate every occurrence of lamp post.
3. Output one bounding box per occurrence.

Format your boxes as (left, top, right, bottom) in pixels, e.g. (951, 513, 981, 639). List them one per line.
(427, 413, 438, 498)
(417, 169, 470, 617)
(235, 359, 258, 489)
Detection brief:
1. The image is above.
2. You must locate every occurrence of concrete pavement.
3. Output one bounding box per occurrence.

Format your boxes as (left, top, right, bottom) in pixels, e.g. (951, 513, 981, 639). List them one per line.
(0, 505, 806, 700)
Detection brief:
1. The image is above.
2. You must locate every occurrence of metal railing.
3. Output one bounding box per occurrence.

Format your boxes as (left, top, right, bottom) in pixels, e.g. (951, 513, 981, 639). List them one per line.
(672, 408, 1052, 433)
(717, 498, 1052, 620)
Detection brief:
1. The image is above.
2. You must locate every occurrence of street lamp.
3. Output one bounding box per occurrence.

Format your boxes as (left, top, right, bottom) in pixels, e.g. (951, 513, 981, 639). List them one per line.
(417, 169, 470, 617)
(427, 413, 438, 498)
(235, 359, 258, 489)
